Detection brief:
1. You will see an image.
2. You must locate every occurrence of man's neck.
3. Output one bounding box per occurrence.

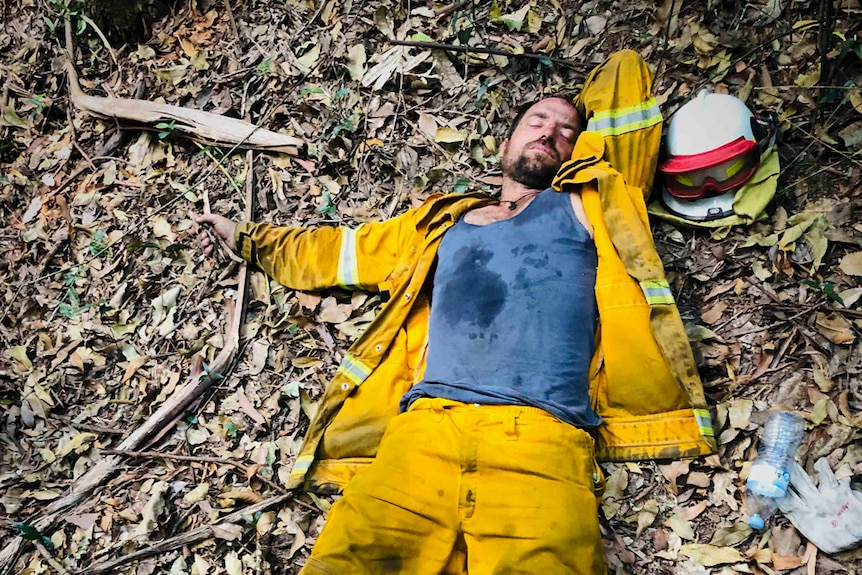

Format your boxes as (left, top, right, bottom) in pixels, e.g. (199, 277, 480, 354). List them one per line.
(499, 177, 545, 203)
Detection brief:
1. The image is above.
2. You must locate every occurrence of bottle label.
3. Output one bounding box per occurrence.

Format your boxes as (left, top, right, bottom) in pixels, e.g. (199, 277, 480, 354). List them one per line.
(747, 463, 790, 498)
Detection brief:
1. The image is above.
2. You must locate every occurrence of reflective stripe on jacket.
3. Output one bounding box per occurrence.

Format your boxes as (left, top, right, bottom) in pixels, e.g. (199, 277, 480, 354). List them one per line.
(233, 50, 717, 493)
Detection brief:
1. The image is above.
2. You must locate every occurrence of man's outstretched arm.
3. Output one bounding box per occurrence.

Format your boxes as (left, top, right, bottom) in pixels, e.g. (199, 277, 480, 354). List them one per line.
(195, 212, 412, 292)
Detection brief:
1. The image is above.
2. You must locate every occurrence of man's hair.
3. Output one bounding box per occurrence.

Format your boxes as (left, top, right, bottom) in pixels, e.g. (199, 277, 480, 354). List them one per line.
(505, 93, 582, 140)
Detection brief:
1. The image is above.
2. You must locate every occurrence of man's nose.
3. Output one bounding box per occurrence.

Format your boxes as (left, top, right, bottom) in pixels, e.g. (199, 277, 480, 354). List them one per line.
(539, 132, 556, 150)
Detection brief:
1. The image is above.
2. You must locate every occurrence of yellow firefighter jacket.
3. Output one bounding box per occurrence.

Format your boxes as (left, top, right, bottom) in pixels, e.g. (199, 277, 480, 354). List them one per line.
(233, 51, 717, 494)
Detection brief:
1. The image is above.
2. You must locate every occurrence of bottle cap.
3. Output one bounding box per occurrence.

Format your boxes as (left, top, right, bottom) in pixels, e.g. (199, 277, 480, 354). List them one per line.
(748, 514, 765, 529)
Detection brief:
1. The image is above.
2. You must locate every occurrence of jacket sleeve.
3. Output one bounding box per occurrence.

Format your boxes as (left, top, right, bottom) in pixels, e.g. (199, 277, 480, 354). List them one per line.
(233, 211, 417, 292)
(576, 49, 662, 201)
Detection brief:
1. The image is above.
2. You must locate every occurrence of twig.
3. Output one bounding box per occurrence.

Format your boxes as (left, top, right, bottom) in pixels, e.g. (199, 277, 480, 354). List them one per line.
(194, 142, 244, 196)
(291, 0, 328, 43)
(2, 30, 320, 324)
(387, 39, 592, 70)
(78, 13, 118, 75)
(754, 85, 860, 90)
(1, 77, 8, 110)
(223, 0, 240, 47)
(102, 448, 287, 494)
(48, 415, 127, 436)
(65, 103, 96, 171)
(654, 0, 677, 83)
(197, 142, 247, 265)
(435, 0, 472, 17)
(78, 493, 293, 575)
(33, 540, 70, 575)
(769, 327, 797, 369)
(0, 92, 255, 575)
(816, 0, 834, 124)
(791, 123, 862, 172)
(729, 303, 824, 338)
(732, 28, 800, 67)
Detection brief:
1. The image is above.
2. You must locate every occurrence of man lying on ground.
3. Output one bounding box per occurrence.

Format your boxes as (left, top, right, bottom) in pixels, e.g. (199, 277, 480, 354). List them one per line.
(197, 50, 716, 575)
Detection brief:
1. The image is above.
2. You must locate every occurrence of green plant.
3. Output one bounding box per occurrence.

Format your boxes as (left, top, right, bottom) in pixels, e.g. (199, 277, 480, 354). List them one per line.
(453, 178, 470, 193)
(27, 95, 46, 120)
(316, 191, 338, 218)
(43, 0, 86, 37)
(155, 119, 176, 140)
(328, 112, 361, 139)
(89, 228, 110, 257)
(256, 57, 274, 75)
(800, 278, 844, 305)
(13, 523, 55, 553)
(58, 268, 93, 318)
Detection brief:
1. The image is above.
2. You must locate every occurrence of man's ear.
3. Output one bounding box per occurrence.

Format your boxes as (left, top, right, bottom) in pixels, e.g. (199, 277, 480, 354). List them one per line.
(499, 138, 509, 159)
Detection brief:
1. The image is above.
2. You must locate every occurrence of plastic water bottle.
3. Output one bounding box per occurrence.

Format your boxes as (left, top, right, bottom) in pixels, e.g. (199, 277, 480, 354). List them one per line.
(745, 410, 804, 529)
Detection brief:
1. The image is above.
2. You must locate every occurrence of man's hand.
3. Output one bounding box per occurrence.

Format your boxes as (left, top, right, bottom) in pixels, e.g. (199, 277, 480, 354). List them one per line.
(195, 213, 238, 257)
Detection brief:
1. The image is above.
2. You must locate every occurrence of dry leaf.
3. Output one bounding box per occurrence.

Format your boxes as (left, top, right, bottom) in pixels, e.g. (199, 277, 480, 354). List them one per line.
(347, 42, 366, 82)
(636, 499, 658, 536)
(679, 544, 744, 566)
(701, 301, 727, 325)
(666, 513, 695, 540)
(184, 482, 209, 503)
(58, 432, 98, 457)
(814, 312, 855, 344)
(319, 297, 350, 323)
(135, 481, 168, 538)
(435, 126, 467, 143)
(248, 339, 269, 376)
(224, 550, 243, 575)
(839, 252, 862, 276)
(710, 522, 752, 546)
(10, 346, 32, 373)
(728, 399, 753, 429)
(418, 113, 438, 140)
(212, 523, 244, 542)
(219, 489, 264, 504)
(237, 389, 267, 426)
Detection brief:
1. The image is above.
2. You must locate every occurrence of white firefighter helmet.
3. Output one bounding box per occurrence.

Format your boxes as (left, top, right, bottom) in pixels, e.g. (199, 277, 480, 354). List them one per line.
(659, 89, 773, 221)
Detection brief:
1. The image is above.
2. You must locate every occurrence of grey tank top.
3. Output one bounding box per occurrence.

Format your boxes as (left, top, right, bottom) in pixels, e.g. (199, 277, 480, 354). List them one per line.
(400, 188, 601, 428)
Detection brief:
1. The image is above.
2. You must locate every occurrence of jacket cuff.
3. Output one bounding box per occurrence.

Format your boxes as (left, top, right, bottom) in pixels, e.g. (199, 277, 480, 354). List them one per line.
(234, 221, 257, 264)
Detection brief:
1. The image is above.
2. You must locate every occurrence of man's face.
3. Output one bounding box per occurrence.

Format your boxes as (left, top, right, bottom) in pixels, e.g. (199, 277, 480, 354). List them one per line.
(500, 98, 582, 190)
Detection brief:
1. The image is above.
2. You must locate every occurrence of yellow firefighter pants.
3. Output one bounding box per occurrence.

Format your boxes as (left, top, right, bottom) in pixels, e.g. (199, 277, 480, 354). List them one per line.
(300, 398, 607, 575)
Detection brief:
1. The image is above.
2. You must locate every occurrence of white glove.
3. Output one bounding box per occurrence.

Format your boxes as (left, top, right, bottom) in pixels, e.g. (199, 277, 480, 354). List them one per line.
(778, 457, 862, 554)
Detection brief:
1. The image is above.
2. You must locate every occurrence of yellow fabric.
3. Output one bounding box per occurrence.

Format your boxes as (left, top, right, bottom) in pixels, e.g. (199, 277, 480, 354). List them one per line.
(647, 146, 781, 228)
(575, 49, 663, 200)
(233, 51, 716, 495)
(300, 399, 606, 575)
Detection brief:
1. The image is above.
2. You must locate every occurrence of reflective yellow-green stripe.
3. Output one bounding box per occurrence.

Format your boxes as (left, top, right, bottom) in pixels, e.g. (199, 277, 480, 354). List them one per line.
(337, 227, 360, 286)
(337, 354, 371, 386)
(694, 408, 714, 437)
(640, 280, 675, 305)
(587, 98, 662, 137)
(290, 454, 315, 477)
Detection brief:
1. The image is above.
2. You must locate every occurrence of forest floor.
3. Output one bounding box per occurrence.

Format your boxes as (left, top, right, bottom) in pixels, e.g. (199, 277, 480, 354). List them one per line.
(2, 0, 862, 573)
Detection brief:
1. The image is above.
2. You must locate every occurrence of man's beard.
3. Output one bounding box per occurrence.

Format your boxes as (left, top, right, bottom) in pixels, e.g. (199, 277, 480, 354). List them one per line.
(503, 152, 560, 190)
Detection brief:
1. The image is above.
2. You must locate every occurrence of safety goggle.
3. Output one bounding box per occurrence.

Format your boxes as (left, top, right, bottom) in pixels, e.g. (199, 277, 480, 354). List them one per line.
(664, 150, 760, 200)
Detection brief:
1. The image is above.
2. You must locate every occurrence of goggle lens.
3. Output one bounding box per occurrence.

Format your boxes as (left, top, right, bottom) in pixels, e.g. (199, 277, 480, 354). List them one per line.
(665, 152, 759, 199)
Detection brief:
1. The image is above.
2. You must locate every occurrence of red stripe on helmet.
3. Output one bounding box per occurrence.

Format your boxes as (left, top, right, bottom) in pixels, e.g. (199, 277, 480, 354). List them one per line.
(660, 137, 756, 174)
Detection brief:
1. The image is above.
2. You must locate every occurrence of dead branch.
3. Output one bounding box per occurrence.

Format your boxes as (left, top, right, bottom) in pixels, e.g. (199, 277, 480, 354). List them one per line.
(0, 135, 257, 575)
(62, 15, 302, 155)
(79, 493, 293, 575)
(64, 60, 303, 154)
